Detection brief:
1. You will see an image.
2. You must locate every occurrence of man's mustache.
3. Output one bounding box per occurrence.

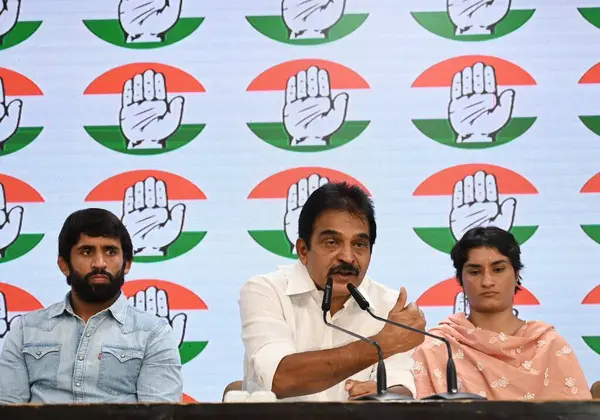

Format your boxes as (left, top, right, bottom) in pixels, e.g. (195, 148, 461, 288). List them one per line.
(84, 268, 114, 282)
(328, 261, 359, 276)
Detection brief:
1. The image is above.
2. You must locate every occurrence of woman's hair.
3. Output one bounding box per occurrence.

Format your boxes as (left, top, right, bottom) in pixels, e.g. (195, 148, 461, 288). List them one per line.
(451, 226, 524, 292)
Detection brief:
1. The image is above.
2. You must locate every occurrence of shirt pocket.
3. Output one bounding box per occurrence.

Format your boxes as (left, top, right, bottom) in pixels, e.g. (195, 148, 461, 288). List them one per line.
(22, 343, 61, 389)
(97, 345, 144, 396)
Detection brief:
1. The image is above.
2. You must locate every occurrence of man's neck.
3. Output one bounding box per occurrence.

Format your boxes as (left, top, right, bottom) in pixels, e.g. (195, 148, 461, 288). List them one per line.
(330, 296, 350, 317)
(467, 308, 524, 335)
(70, 291, 120, 323)
(312, 279, 350, 317)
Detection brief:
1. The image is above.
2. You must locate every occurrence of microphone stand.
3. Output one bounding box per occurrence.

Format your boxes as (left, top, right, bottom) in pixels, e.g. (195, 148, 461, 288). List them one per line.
(347, 284, 486, 401)
(322, 278, 412, 401)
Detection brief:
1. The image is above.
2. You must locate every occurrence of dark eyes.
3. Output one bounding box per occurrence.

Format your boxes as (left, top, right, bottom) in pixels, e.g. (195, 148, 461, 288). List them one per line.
(467, 267, 506, 276)
(80, 248, 118, 256)
(323, 239, 368, 248)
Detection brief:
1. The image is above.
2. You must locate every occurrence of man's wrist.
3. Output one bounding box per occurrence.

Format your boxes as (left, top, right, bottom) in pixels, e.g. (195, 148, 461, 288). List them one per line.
(370, 333, 392, 359)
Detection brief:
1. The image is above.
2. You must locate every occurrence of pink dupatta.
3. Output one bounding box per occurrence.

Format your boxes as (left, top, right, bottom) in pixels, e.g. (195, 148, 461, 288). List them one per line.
(412, 313, 592, 400)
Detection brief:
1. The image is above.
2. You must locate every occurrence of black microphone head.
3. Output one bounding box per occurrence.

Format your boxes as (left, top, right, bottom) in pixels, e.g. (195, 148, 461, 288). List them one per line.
(347, 283, 370, 310)
(321, 277, 333, 312)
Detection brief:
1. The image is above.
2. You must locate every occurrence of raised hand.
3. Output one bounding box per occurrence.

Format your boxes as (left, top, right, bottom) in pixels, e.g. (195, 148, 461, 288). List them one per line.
(284, 66, 348, 147)
(0, 0, 20, 43)
(121, 176, 185, 257)
(128, 286, 187, 347)
(449, 62, 514, 143)
(282, 0, 345, 40)
(119, 0, 182, 43)
(375, 287, 426, 358)
(0, 182, 23, 258)
(0, 77, 22, 151)
(120, 69, 184, 149)
(447, 0, 511, 36)
(450, 171, 516, 241)
(284, 174, 328, 254)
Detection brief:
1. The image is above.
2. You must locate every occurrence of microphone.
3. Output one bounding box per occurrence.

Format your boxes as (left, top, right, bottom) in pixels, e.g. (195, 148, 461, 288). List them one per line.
(321, 277, 412, 401)
(347, 283, 486, 401)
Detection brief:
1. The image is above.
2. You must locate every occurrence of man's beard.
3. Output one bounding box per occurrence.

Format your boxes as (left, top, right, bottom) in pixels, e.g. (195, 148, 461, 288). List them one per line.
(67, 265, 125, 304)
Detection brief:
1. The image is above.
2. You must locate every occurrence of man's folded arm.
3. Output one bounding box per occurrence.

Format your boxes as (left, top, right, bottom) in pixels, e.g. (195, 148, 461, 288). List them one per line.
(240, 278, 381, 399)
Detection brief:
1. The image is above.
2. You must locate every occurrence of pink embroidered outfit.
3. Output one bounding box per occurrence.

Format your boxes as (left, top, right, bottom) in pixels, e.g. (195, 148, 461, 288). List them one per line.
(412, 313, 592, 400)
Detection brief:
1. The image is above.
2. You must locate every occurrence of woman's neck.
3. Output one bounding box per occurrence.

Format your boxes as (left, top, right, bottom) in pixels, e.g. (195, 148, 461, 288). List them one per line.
(467, 308, 525, 335)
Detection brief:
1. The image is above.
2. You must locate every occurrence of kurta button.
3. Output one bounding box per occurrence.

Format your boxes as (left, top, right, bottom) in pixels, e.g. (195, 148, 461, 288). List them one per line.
(78, 356, 84, 361)
(36, 351, 41, 356)
(75, 383, 81, 387)
(121, 354, 125, 358)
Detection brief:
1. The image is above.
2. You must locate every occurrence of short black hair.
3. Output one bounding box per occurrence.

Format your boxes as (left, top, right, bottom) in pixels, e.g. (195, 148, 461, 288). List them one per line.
(298, 182, 376, 250)
(58, 208, 133, 263)
(451, 226, 523, 292)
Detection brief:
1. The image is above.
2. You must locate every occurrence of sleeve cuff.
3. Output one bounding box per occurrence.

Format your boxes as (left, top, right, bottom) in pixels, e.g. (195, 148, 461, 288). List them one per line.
(252, 341, 296, 391)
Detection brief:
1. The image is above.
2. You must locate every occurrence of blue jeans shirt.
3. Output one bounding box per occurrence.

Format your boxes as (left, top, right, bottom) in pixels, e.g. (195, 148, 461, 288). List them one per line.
(0, 292, 183, 403)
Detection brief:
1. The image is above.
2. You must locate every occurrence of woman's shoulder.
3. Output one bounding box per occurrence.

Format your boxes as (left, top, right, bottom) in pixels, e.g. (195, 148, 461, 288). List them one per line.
(522, 320, 574, 347)
(523, 320, 558, 337)
(419, 314, 465, 346)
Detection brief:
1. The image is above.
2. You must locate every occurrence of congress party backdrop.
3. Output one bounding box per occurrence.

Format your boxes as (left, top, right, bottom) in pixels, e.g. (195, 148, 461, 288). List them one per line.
(0, 0, 599, 401)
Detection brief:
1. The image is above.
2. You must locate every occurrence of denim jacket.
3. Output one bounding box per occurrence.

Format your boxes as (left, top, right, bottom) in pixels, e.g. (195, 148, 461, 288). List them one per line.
(0, 292, 182, 404)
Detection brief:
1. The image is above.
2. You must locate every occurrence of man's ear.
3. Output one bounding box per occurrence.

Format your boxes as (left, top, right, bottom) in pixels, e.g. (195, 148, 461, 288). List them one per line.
(296, 238, 309, 265)
(123, 259, 132, 275)
(57, 256, 70, 276)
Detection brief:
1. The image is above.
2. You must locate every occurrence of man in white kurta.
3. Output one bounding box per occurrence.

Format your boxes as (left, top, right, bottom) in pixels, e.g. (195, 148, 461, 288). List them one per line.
(239, 179, 426, 401)
(240, 261, 417, 401)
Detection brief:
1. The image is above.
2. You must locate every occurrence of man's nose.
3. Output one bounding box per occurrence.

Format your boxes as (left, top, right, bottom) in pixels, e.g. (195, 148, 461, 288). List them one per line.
(91, 252, 107, 269)
(337, 243, 355, 264)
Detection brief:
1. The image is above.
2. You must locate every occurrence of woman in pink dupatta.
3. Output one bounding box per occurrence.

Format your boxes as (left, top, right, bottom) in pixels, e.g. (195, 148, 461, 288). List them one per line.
(413, 226, 591, 401)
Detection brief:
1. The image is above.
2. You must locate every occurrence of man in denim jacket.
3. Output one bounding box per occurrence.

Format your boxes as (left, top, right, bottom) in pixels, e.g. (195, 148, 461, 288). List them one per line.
(0, 208, 183, 403)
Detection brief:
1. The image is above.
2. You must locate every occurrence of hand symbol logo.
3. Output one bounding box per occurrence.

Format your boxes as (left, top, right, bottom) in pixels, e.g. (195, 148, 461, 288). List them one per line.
(450, 170, 516, 241)
(284, 174, 329, 254)
(0, 292, 21, 340)
(128, 287, 187, 347)
(0, 183, 23, 259)
(121, 176, 186, 257)
(120, 69, 184, 150)
(447, 0, 511, 36)
(284, 66, 348, 147)
(449, 63, 514, 144)
(282, 0, 345, 40)
(119, 0, 182, 43)
(0, 77, 22, 151)
(0, 0, 20, 43)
